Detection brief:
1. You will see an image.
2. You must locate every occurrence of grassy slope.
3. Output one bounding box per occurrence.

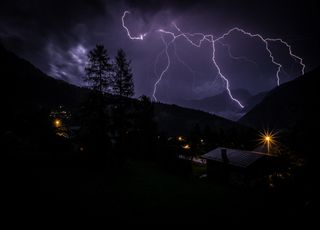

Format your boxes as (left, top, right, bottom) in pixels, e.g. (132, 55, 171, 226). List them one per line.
(4, 156, 307, 221)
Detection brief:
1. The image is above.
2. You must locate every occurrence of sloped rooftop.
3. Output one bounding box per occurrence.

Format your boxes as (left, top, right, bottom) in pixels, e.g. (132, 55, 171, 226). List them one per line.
(202, 147, 273, 168)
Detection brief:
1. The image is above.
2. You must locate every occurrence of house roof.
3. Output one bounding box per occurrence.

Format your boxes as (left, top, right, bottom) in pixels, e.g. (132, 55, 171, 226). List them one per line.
(202, 147, 273, 168)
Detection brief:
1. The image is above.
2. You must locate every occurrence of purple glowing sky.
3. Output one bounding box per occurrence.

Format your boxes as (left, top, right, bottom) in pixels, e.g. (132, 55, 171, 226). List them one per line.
(0, 0, 319, 104)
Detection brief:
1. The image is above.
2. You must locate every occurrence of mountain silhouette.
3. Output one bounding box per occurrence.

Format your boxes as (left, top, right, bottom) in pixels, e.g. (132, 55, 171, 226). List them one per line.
(241, 91, 268, 113)
(240, 67, 320, 156)
(0, 44, 252, 137)
(177, 88, 268, 120)
(240, 68, 320, 129)
(0, 44, 88, 109)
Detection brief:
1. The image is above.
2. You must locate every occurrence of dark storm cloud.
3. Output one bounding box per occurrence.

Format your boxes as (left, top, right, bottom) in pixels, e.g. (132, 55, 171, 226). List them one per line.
(0, 0, 111, 84)
(0, 0, 108, 48)
(0, 0, 319, 100)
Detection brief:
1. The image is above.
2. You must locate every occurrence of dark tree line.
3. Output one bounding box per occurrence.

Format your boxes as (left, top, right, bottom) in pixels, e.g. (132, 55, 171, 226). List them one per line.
(80, 44, 157, 168)
(84, 45, 134, 97)
(79, 44, 257, 170)
(113, 49, 134, 98)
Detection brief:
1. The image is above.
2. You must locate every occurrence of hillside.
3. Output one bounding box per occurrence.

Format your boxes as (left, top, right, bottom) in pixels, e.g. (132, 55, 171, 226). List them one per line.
(241, 91, 268, 113)
(0, 44, 88, 109)
(154, 102, 252, 136)
(179, 89, 252, 113)
(0, 44, 253, 138)
(177, 89, 267, 121)
(240, 67, 320, 155)
(240, 68, 320, 128)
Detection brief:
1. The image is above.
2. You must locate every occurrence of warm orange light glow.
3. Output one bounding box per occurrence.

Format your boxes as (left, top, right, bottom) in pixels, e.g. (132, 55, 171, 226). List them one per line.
(182, 144, 190, 150)
(178, 136, 184, 141)
(54, 119, 61, 128)
(259, 130, 277, 153)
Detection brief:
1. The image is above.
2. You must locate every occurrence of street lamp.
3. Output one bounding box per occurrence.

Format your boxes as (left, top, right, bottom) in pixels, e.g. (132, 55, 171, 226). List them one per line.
(265, 135, 271, 153)
(259, 130, 276, 154)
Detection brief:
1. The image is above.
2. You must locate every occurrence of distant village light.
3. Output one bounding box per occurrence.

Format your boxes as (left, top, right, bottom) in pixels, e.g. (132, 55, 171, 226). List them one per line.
(54, 119, 61, 128)
(178, 136, 184, 141)
(182, 144, 191, 150)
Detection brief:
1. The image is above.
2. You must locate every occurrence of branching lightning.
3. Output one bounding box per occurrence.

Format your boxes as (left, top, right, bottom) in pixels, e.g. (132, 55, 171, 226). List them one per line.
(122, 11, 147, 40)
(153, 35, 171, 101)
(265, 38, 306, 75)
(121, 11, 305, 108)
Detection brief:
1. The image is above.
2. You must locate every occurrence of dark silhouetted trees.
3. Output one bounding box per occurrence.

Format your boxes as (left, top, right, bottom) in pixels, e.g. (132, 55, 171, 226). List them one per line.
(112, 49, 134, 98)
(84, 45, 113, 94)
(79, 91, 110, 155)
(80, 45, 113, 164)
(132, 95, 158, 158)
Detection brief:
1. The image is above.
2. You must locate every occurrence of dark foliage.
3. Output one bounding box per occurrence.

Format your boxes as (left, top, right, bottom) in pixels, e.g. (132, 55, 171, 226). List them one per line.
(112, 49, 134, 97)
(84, 44, 113, 93)
(78, 91, 111, 161)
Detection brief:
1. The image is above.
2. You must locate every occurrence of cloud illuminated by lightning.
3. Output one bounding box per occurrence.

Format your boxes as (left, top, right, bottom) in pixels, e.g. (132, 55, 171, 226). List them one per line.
(121, 11, 305, 108)
(172, 42, 197, 93)
(217, 41, 258, 66)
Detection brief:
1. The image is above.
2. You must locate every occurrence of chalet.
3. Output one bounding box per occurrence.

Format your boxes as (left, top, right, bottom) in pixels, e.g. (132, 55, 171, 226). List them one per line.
(202, 147, 278, 187)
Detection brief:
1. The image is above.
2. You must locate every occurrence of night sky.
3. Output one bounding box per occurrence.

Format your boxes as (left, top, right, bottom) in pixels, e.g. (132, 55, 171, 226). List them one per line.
(1, 0, 319, 103)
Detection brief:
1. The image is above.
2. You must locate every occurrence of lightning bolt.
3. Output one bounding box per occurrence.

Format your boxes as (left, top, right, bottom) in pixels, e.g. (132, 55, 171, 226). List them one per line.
(121, 11, 305, 108)
(209, 35, 245, 108)
(265, 38, 306, 75)
(121, 11, 147, 40)
(152, 35, 171, 101)
(155, 27, 245, 107)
